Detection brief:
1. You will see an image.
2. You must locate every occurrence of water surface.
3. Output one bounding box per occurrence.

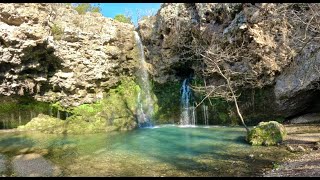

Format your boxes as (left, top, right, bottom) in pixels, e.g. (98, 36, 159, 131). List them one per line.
(0, 125, 291, 176)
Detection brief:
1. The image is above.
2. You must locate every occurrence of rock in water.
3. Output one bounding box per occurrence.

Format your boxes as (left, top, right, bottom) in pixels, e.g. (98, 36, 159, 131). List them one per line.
(247, 121, 287, 146)
(12, 153, 61, 177)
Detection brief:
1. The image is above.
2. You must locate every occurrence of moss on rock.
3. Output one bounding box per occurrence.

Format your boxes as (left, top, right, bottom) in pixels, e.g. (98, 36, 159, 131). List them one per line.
(18, 77, 147, 134)
(17, 113, 116, 134)
(153, 81, 181, 124)
(247, 121, 287, 146)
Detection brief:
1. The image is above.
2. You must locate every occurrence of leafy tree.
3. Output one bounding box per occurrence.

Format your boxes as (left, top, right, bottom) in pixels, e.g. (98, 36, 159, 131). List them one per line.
(114, 14, 132, 24)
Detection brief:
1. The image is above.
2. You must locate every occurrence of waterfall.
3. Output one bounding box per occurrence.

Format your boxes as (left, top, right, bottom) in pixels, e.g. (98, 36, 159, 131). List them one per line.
(49, 106, 53, 116)
(202, 104, 209, 125)
(18, 111, 21, 126)
(11, 113, 14, 128)
(57, 110, 60, 119)
(180, 79, 196, 126)
(134, 31, 154, 128)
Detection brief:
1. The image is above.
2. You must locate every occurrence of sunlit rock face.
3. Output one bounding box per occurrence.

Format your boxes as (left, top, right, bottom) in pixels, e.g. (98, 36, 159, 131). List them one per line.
(0, 3, 137, 107)
(138, 3, 320, 118)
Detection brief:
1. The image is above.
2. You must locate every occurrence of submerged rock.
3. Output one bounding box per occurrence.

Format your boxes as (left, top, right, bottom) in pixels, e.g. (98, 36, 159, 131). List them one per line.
(12, 153, 61, 177)
(247, 121, 287, 146)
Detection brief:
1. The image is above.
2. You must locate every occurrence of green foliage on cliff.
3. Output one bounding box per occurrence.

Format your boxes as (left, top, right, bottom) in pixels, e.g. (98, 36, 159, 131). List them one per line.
(51, 23, 64, 40)
(0, 96, 51, 129)
(72, 3, 101, 14)
(153, 81, 181, 124)
(69, 77, 141, 131)
(114, 14, 132, 24)
(18, 77, 143, 134)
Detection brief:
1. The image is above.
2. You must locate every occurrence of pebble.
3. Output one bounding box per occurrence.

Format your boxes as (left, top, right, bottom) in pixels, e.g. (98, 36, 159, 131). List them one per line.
(285, 145, 295, 152)
(296, 145, 306, 152)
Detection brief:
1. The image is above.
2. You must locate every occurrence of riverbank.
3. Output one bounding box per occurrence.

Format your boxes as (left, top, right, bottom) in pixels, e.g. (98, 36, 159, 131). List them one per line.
(263, 124, 320, 177)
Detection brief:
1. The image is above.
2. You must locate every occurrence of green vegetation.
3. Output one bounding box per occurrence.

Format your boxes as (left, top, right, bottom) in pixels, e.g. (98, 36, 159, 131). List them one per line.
(114, 14, 132, 24)
(238, 87, 286, 126)
(72, 3, 101, 14)
(153, 81, 181, 124)
(18, 77, 145, 134)
(247, 121, 287, 146)
(51, 23, 64, 40)
(0, 96, 51, 129)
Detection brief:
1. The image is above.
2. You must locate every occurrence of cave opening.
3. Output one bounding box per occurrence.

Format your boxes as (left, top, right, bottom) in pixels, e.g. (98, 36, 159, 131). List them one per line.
(285, 89, 320, 121)
(172, 63, 194, 80)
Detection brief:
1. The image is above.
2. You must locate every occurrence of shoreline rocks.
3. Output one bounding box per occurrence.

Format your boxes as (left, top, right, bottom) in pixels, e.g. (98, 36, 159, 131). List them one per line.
(247, 121, 287, 146)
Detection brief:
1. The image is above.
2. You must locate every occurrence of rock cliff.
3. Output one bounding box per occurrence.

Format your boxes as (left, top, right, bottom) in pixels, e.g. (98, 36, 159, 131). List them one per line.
(138, 3, 320, 119)
(0, 3, 136, 107)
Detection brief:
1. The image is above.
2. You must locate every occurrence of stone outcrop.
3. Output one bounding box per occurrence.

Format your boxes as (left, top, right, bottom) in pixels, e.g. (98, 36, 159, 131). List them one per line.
(247, 121, 287, 146)
(138, 3, 320, 119)
(0, 3, 137, 107)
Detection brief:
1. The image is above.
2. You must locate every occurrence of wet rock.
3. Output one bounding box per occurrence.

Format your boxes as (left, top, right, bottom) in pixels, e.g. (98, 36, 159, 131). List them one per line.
(247, 121, 287, 146)
(12, 153, 61, 177)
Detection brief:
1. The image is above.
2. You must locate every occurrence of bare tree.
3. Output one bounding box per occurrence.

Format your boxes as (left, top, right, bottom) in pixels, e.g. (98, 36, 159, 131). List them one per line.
(188, 4, 319, 134)
(192, 38, 252, 133)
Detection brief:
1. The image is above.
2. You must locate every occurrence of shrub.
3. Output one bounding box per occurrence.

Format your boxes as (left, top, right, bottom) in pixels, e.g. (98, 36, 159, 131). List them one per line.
(51, 23, 64, 40)
(114, 14, 132, 24)
(72, 3, 101, 15)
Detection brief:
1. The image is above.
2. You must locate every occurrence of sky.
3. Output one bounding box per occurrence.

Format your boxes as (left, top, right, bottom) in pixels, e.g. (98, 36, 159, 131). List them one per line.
(92, 3, 162, 26)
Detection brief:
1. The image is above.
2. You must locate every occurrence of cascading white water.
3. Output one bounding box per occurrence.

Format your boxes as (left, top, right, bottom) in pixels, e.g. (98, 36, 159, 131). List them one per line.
(134, 31, 154, 127)
(180, 79, 196, 126)
(57, 110, 60, 119)
(202, 104, 209, 125)
(18, 111, 21, 126)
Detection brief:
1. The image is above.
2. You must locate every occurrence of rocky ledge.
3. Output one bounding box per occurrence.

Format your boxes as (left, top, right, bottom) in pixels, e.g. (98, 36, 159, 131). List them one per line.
(0, 3, 137, 107)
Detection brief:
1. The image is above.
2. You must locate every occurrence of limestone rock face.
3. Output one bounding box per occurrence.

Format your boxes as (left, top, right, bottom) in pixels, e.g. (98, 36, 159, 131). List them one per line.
(247, 121, 287, 146)
(0, 3, 137, 107)
(138, 3, 320, 118)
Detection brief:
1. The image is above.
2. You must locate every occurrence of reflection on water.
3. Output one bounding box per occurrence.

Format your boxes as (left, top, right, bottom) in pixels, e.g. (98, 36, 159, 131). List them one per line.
(0, 125, 291, 176)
